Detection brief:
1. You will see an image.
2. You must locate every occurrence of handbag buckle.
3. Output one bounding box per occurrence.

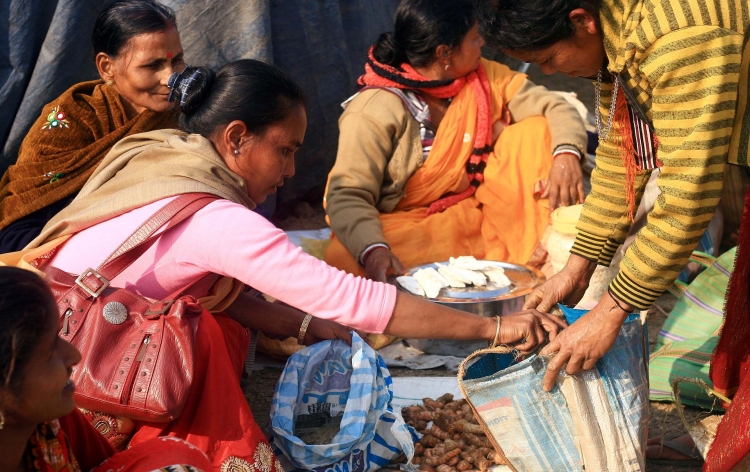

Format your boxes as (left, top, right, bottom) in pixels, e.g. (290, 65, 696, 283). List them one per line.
(75, 268, 110, 299)
(145, 299, 175, 316)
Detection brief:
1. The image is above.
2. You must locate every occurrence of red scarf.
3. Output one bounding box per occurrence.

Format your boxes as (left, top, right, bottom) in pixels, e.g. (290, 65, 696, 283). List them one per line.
(358, 47, 493, 214)
(706, 187, 750, 471)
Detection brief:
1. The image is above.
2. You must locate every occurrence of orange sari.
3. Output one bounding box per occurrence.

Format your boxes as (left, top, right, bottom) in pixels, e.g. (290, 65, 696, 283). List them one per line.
(325, 61, 552, 275)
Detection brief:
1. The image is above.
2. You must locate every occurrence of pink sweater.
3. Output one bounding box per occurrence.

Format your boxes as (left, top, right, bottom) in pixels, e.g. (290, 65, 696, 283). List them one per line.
(50, 197, 396, 333)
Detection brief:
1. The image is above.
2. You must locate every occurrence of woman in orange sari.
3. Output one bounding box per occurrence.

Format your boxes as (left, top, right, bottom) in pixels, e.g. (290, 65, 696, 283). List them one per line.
(324, 0, 588, 281)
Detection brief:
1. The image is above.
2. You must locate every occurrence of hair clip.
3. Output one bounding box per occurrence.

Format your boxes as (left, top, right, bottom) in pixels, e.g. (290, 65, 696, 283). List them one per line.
(167, 68, 202, 106)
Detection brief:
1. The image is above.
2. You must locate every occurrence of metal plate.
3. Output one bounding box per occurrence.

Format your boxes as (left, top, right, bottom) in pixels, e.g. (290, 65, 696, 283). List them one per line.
(400, 260, 545, 304)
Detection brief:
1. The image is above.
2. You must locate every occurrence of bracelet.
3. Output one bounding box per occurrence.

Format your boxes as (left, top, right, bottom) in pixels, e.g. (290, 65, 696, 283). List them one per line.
(297, 314, 313, 345)
(488, 315, 501, 348)
(607, 287, 629, 313)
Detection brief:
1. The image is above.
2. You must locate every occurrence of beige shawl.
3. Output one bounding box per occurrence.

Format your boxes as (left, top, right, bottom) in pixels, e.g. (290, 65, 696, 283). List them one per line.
(28, 128, 255, 247)
(22, 129, 255, 311)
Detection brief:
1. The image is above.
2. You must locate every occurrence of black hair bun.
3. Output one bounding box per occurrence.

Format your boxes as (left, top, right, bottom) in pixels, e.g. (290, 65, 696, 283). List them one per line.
(372, 32, 405, 67)
(169, 66, 216, 116)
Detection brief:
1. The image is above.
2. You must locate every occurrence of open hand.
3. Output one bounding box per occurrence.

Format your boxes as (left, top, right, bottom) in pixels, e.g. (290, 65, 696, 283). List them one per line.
(545, 152, 585, 210)
(364, 246, 404, 282)
(523, 254, 596, 313)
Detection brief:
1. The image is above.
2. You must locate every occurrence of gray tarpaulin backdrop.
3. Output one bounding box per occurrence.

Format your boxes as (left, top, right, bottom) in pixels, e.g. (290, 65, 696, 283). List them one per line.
(0, 0, 400, 213)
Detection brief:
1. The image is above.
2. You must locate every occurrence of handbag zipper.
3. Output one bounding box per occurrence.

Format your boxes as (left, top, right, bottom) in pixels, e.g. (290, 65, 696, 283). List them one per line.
(122, 334, 151, 405)
(61, 308, 73, 335)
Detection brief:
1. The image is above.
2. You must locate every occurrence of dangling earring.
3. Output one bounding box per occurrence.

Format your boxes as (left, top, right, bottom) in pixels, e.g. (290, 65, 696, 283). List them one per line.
(106, 80, 114, 86)
(445, 63, 450, 71)
(0, 410, 5, 430)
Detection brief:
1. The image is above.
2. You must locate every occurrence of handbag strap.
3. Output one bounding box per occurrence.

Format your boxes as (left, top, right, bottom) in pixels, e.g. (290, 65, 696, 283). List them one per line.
(74, 193, 220, 299)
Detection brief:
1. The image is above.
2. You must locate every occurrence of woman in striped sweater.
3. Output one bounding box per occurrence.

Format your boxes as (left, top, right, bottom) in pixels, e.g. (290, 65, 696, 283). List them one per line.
(481, 0, 750, 469)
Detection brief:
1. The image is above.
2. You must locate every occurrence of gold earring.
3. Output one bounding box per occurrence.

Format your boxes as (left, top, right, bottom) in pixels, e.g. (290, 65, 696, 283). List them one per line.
(0, 410, 5, 430)
(106, 79, 114, 86)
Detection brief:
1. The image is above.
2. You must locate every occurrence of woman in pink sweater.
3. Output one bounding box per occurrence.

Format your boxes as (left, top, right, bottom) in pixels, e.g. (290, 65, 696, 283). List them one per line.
(37, 60, 565, 469)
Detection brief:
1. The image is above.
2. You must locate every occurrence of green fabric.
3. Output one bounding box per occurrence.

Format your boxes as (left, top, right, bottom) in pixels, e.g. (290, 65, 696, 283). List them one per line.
(649, 337, 722, 410)
(648, 248, 736, 409)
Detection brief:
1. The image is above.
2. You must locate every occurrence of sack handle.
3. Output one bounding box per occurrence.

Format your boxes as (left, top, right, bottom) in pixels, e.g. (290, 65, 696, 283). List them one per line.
(74, 193, 219, 299)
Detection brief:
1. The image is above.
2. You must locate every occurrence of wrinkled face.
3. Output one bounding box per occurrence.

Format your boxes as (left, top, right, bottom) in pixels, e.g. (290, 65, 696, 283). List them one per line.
(447, 24, 486, 78)
(1, 307, 81, 428)
(232, 105, 307, 204)
(105, 28, 186, 116)
(502, 13, 605, 78)
(504, 39, 604, 78)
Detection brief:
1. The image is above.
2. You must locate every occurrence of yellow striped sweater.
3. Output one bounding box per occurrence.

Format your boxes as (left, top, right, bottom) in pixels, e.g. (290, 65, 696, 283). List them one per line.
(570, 0, 750, 309)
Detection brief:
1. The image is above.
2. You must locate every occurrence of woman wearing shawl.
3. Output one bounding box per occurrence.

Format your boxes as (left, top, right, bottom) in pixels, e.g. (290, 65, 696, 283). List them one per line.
(323, 0, 588, 282)
(0, 0, 180, 253)
(481, 0, 750, 468)
(0, 267, 213, 471)
(22, 60, 566, 468)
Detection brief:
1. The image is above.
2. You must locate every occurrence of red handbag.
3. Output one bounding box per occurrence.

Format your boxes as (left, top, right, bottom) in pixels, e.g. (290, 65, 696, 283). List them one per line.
(38, 193, 219, 422)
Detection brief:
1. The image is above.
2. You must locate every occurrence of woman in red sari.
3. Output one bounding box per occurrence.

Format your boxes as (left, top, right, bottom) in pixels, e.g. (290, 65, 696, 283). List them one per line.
(0, 266, 213, 471)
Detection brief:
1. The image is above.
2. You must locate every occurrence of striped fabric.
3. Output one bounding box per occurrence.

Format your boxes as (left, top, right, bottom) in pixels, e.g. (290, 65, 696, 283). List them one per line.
(626, 100, 659, 171)
(570, 0, 750, 309)
(649, 248, 735, 408)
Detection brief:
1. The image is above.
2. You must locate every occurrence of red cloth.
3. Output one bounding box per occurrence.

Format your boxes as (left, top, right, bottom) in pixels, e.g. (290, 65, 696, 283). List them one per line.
(57, 409, 116, 470)
(130, 312, 280, 470)
(707, 186, 750, 470)
(92, 437, 212, 471)
(25, 409, 211, 471)
(358, 47, 466, 99)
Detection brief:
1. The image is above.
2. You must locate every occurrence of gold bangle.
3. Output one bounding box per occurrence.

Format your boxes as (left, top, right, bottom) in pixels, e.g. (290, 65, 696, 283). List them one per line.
(488, 315, 501, 348)
(297, 314, 313, 345)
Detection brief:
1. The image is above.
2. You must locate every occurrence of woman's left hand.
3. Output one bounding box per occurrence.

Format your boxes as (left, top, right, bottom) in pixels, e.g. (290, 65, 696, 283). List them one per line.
(546, 152, 585, 210)
(302, 317, 353, 345)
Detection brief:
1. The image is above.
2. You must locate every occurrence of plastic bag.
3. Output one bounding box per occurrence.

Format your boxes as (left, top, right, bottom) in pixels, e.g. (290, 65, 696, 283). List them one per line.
(270, 332, 416, 472)
(458, 307, 649, 472)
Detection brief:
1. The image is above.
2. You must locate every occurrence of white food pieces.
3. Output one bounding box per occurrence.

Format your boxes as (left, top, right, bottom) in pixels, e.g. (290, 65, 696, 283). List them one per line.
(396, 276, 425, 296)
(399, 257, 514, 298)
(449, 266, 487, 286)
(435, 265, 466, 288)
(483, 267, 512, 288)
(412, 268, 445, 298)
(448, 256, 492, 271)
(435, 262, 484, 286)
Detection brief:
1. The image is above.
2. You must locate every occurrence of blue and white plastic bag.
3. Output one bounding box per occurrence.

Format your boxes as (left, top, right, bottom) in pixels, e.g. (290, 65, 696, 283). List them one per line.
(270, 332, 416, 472)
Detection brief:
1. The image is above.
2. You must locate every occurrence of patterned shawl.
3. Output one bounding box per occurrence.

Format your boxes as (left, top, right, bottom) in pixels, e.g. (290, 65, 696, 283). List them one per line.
(0, 80, 175, 231)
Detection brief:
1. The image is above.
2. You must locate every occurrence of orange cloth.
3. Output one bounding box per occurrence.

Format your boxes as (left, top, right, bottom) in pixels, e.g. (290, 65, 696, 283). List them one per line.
(325, 64, 552, 274)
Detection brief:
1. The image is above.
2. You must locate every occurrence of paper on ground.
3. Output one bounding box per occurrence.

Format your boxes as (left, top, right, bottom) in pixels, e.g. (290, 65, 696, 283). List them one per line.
(378, 341, 464, 371)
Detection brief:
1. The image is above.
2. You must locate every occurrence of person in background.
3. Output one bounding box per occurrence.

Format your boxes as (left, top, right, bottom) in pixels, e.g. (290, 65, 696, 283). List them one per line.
(324, 0, 588, 282)
(25, 59, 566, 468)
(0, 267, 213, 471)
(481, 0, 750, 468)
(0, 0, 182, 253)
